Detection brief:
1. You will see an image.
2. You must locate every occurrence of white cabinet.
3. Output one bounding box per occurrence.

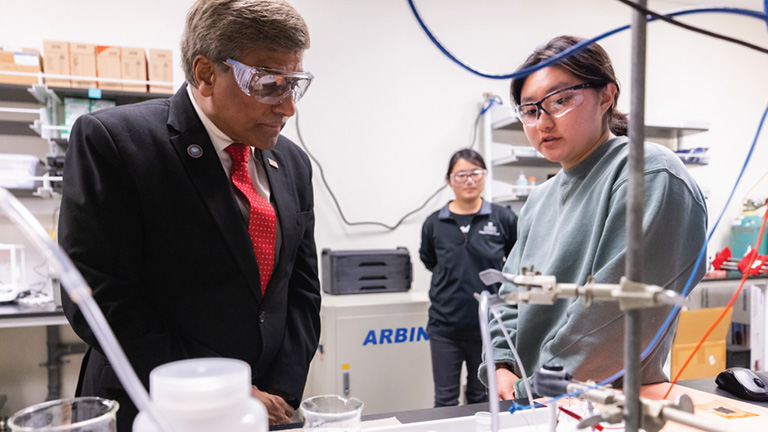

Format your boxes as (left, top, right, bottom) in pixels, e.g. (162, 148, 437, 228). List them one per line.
(303, 291, 433, 415)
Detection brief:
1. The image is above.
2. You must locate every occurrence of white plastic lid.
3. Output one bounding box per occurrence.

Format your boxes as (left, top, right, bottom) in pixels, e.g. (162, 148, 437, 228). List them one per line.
(150, 358, 251, 413)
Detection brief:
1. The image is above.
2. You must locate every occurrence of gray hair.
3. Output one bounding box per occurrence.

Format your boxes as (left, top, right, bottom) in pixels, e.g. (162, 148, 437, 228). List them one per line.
(181, 0, 310, 86)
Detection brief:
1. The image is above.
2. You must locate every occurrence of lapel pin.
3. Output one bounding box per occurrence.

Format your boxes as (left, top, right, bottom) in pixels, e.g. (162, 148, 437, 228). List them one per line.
(187, 144, 203, 158)
(268, 158, 279, 169)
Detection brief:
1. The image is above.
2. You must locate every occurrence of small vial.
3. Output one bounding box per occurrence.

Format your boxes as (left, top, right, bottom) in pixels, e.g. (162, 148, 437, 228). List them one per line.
(474, 411, 492, 432)
(516, 172, 528, 197)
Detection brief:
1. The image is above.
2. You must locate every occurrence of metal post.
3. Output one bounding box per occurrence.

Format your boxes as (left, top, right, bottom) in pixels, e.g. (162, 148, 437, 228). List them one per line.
(45, 325, 62, 401)
(482, 93, 494, 202)
(625, 1, 648, 432)
(44, 325, 88, 401)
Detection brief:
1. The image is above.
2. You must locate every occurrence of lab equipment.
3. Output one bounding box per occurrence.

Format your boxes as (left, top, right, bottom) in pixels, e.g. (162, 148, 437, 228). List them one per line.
(321, 248, 412, 295)
(303, 291, 432, 415)
(300, 395, 363, 432)
(715, 367, 768, 402)
(0, 188, 172, 431)
(532, 364, 727, 432)
(0, 243, 26, 303)
(729, 201, 768, 258)
(478, 268, 687, 309)
(8, 397, 118, 432)
(133, 358, 267, 432)
(476, 291, 538, 432)
(478, 267, 728, 431)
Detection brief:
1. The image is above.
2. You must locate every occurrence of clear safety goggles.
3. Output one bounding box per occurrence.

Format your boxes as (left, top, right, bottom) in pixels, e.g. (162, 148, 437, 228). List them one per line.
(450, 169, 487, 185)
(225, 59, 314, 105)
(515, 82, 602, 126)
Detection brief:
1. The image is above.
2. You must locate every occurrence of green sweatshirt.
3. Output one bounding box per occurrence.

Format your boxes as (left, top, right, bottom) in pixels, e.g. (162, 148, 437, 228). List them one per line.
(479, 136, 708, 395)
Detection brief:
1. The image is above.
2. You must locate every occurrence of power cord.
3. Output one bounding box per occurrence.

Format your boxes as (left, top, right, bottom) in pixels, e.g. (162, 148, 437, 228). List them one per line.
(615, 0, 768, 55)
(293, 97, 497, 230)
(407, 1, 768, 80)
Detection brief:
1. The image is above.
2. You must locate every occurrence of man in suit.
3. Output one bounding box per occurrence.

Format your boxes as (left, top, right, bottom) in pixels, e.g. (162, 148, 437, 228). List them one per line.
(59, 1, 321, 430)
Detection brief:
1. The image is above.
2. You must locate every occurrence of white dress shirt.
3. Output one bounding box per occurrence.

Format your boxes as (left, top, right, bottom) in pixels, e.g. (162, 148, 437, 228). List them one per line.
(186, 85, 282, 261)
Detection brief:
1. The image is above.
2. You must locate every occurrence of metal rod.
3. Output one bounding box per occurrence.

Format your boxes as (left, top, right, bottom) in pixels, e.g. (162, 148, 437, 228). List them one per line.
(661, 407, 727, 432)
(478, 292, 500, 432)
(44, 325, 87, 401)
(482, 93, 494, 202)
(625, 1, 648, 431)
(45, 325, 61, 401)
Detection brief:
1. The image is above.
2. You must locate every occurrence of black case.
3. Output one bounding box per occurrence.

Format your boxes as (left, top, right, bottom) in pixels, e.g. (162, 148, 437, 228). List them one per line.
(321, 247, 412, 295)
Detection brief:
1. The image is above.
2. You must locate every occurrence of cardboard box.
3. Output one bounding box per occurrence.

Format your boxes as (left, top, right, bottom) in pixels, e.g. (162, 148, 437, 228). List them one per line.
(43, 40, 71, 87)
(0, 49, 41, 85)
(70, 42, 97, 89)
(671, 307, 733, 381)
(148, 49, 173, 94)
(121, 47, 147, 92)
(96, 46, 122, 91)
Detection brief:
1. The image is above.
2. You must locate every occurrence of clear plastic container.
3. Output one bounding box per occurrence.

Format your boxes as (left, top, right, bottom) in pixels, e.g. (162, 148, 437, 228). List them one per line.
(516, 172, 528, 197)
(133, 358, 267, 432)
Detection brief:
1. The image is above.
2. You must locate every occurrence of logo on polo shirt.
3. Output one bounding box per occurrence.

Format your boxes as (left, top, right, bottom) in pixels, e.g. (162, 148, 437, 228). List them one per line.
(478, 221, 500, 236)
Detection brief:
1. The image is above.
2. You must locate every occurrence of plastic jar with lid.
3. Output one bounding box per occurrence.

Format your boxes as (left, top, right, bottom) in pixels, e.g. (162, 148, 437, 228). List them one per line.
(133, 358, 267, 432)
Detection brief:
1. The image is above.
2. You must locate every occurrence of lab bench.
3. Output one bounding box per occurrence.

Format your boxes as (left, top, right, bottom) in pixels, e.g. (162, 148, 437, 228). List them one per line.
(0, 302, 67, 328)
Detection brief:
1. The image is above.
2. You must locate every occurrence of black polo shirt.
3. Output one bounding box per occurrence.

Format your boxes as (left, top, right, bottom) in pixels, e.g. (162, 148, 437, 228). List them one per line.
(420, 199, 517, 339)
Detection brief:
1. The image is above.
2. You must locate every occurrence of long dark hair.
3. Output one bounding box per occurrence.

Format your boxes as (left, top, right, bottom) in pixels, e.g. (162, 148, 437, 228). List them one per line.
(511, 35, 628, 137)
(446, 149, 486, 179)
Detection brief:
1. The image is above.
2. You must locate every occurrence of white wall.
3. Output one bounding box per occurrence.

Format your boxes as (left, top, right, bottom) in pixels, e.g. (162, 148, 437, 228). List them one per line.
(1, 0, 767, 416)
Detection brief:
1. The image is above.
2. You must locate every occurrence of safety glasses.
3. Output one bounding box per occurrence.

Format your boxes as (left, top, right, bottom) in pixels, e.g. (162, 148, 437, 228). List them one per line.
(225, 59, 314, 105)
(515, 82, 603, 126)
(450, 169, 487, 185)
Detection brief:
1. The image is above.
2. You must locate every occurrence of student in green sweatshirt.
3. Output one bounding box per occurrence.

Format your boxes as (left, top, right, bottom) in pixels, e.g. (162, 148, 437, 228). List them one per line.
(480, 35, 707, 400)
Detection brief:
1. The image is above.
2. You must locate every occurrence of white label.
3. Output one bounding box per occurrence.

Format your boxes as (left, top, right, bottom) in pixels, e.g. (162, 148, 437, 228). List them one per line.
(14, 52, 39, 66)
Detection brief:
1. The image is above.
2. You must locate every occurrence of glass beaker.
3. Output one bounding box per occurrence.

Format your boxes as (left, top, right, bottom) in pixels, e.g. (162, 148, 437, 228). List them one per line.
(300, 395, 363, 432)
(8, 397, 119, 432)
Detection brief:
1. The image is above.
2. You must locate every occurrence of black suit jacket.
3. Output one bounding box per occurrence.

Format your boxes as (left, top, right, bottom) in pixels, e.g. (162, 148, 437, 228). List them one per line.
(60, 85, 321, 428)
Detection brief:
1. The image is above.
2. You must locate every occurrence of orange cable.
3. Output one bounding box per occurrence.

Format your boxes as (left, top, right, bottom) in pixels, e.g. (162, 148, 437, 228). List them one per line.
(663, 198, 768, 399)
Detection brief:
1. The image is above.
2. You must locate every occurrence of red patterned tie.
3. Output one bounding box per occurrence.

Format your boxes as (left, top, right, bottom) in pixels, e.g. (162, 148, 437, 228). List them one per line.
(225, 143, 276, 294)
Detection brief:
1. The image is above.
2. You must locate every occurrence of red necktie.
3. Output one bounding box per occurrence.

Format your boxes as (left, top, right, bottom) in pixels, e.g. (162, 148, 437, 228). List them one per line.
(225, 143, 276, 294)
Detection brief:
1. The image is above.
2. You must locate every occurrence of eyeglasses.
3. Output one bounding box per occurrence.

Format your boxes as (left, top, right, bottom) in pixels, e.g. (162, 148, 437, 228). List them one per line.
(225, 59, 314, 105)
(515, 82, 602, 126)
(450, 169, 486, 184)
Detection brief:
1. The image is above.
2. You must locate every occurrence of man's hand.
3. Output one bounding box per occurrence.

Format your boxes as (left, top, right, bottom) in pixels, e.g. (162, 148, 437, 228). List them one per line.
(496, 367, 519, 401)
(251, 386, 294, 425)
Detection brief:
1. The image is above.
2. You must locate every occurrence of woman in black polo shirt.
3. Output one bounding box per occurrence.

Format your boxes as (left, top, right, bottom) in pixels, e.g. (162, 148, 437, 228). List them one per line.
(419, 148, 518, 407)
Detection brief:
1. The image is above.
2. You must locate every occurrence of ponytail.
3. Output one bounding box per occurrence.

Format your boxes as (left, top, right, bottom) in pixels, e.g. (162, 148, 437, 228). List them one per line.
(609, 110, 628, 137)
